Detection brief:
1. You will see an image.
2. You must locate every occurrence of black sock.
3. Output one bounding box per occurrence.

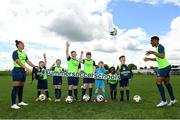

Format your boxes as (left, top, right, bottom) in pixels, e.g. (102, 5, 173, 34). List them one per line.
(82, 88, 86, 98)
(120, 90, 124, 101)
(55, 89, 58, 99)
(74, 89, 78, 100)
(89, 88, 93, 100)
(165, 83, 175, 100)
(18, 86, 23, 103)
(157, 84, 166, 102)
(45, 90, 49, 98)
(68, 90, 72, 96)
(11, 86, 18, 105)
(126, 90, 130, 101)
(37, 90, 41, 97)
(58, 89, 61, 99)
(114, 90, 117, 100)
(110, 91, 113, 100)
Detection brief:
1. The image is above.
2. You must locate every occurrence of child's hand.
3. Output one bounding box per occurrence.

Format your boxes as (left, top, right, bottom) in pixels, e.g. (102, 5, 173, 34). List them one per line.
(144, 57, 149, 62)
(43, 53, 46, 57)
(25, 67, 31, 73)
(35, 66, 40, 70)
(66, 41, 70, 47)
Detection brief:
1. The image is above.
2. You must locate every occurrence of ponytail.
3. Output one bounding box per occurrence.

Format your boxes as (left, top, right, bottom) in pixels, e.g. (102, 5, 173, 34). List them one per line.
(15, 40, 19, 47)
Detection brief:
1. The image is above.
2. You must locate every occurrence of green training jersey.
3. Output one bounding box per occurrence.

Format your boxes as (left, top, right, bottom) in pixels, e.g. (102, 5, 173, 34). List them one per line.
(52, 66, 64, 72)
(83, 59, 96, 74)
(13, 50, 28, 68)
(67, 56, 81, 73)
(108, 73, 118, 84)
(155, 44, 170, 69)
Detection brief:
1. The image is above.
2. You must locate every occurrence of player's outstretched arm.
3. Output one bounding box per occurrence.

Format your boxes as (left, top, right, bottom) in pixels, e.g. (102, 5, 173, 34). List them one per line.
(144, 57, 156, 62)
(43, 53, 47, 66)
(50, 63, 55, 70)
(26, 60, 36, 68)
(16, 59, 31, 72)
(79, 51, 83, 62)
(153, 52, 165, 59)
(66, 42, 70, 58)
(146, 50, 165, 59)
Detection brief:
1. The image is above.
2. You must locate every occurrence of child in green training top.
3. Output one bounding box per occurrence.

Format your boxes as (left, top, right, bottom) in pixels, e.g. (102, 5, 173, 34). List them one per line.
(107, 66, 118, 100)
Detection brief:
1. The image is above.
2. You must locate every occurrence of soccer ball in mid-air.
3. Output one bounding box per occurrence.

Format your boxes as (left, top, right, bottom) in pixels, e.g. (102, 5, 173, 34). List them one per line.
(110, 27, 118, 36)
(133, 95, 141, 103)
(65, 96, 73, 104)
(96, 95, 104, 102)
(38, 94, 46, 101)
(83, 94, 90, 102)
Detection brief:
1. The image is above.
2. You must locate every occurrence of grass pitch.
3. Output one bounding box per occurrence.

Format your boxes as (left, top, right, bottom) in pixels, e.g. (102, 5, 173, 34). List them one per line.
(0, 72, 179, 119)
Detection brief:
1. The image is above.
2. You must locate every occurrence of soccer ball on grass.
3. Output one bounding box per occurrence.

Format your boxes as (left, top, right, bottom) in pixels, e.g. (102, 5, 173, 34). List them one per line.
(133, 95, 141, 103)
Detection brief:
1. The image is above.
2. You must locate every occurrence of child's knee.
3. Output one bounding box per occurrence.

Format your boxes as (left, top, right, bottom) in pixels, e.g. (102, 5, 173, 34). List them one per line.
(95, 88, 99, 93)
(120, 87, 124, 90)
(89, 84, 93, 88)
(83, 84, 88, 89)
(68, 85, 73, 90)
(125, 86, 129, 90)
(73, 86, 78, 89)
(102, 88, 105, 92)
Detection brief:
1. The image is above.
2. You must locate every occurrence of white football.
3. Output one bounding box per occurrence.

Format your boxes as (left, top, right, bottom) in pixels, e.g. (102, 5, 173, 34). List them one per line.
(65, 96, 73, 103)
(133, 95, 141, 103)
(96, 95, 104, 102)
(83, 94, 90, 102)
(39, 94, 46, 101)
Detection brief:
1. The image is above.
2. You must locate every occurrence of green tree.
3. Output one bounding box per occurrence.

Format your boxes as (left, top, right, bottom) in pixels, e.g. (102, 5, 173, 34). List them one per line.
(128, 63, 137, 70)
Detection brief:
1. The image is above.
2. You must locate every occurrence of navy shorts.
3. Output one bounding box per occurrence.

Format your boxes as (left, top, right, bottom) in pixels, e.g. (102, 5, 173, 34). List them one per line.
(109, 83, 117, 90)
(119, 79, 129, 87)
(37, 80, 48, 89)
(157, 65, 171, 78)
(83, 78, 95, 84)
(68, 77, 79, 86)
(53, 76, 62, 85)
(12, 67, 26, 82)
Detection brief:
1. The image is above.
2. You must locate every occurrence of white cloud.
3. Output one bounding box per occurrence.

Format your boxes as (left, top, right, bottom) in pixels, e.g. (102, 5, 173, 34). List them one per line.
(0, 0, 180, 71)
(160, 17, 180, 64)
(163, 0, 180, 6)
(128, 0, 180, 6)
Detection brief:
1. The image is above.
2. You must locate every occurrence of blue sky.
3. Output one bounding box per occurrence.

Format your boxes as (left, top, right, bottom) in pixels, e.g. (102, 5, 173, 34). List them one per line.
(0, 0, 180, 70)
(108, 0, 180, 36)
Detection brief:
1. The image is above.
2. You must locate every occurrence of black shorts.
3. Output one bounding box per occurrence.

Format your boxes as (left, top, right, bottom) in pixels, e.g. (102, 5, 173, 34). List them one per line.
(53, 76, 62, 85)
(12, 67, 26, 82)
(83, 78, 95, 84)
(157, 65, 171, 78)
(109, 83, 117, 90)
(68, 77, 79, 86)
(37, 80, 48, 89)
(119, 79, 129, 87)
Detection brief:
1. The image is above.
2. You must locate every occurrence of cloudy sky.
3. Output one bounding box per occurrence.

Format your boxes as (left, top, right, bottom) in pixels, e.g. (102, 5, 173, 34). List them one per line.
(0, 0, 180, 70)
